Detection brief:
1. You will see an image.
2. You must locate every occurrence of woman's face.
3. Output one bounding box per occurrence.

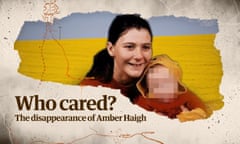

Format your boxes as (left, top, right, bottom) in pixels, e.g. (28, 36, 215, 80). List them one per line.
(108, 28, 152, 84)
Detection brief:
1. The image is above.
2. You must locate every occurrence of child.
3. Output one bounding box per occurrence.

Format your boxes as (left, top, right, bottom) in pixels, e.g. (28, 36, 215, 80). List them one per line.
(136, 54, 211, 122)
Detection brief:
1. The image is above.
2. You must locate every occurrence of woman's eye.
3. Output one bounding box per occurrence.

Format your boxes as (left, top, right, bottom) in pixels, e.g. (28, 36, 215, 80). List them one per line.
(125, 45, 134, 49)
(143, 45, 151, 50)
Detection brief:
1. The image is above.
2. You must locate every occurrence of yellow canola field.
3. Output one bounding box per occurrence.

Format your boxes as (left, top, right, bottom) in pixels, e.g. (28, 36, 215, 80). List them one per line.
(14, 34, 223, 110)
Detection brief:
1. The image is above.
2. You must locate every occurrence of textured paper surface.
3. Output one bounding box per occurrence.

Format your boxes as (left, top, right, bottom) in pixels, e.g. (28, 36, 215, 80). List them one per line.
(1, 0, 240, 143)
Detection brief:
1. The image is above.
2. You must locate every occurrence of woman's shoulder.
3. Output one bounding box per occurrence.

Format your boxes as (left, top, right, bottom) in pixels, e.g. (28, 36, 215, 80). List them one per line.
(80, 77, 121, 89)
(80, 77, 106, 87)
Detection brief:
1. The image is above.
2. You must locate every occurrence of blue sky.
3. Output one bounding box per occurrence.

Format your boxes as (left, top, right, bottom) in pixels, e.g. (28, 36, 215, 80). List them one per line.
(17, 11, 218, 40)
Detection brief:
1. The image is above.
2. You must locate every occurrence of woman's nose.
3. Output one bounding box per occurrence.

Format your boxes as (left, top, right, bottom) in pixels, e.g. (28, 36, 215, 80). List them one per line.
(134, 48, 144, 60)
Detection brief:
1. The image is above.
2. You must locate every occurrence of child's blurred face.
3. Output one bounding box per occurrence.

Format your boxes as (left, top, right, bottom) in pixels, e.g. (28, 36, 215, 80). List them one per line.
(146, 65, 178, 102)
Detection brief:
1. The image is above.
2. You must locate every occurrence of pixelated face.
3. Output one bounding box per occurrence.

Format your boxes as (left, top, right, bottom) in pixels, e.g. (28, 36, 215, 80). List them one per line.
(146, 65, 178, 101)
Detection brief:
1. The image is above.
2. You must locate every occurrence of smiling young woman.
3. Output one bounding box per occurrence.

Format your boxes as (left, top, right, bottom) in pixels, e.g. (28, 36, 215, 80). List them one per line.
(80, 14, 153, 88)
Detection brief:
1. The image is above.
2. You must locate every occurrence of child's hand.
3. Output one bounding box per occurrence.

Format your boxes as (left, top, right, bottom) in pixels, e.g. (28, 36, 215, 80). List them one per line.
(177, 108, 207, 122)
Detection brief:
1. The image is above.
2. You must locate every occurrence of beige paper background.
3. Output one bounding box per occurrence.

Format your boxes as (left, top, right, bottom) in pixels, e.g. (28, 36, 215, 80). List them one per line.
(0, 0, 240, 143)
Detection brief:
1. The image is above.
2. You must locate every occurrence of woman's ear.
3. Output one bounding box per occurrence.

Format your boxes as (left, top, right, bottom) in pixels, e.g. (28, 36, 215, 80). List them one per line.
(107, 42, 114, 57)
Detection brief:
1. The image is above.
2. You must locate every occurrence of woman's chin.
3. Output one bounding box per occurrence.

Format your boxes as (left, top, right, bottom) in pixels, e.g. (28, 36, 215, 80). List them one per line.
(127, 71, 143, 79)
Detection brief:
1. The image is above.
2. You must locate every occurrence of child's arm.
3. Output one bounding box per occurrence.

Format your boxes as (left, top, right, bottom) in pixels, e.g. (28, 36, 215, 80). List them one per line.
(176, 90, 211, 122)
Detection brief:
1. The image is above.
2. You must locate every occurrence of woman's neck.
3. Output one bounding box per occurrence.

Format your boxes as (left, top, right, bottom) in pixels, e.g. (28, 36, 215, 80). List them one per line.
(113, 74, 137, 87)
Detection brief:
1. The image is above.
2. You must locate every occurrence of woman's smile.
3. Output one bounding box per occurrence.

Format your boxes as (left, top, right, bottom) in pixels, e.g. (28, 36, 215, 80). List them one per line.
(128, 62, 145, 67)
(127, 62, 146, 73)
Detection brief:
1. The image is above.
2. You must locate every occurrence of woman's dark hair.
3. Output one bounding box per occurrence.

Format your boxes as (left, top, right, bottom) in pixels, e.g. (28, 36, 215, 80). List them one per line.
(86, 48, 113, 83)
(108, 14, 153, 45)
(86, 14, 153, 83)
